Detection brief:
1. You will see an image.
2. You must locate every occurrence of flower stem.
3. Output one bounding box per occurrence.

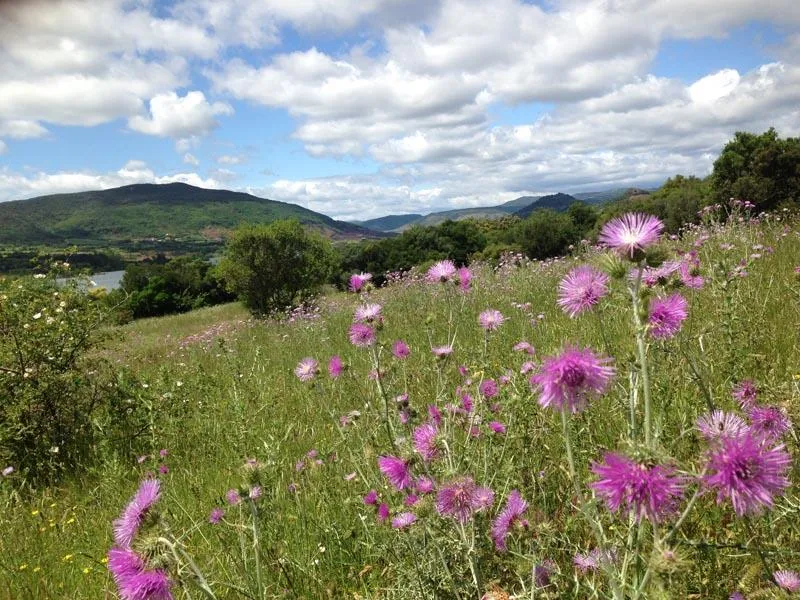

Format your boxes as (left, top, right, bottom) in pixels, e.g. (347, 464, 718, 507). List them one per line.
(629, 266, 654, 449)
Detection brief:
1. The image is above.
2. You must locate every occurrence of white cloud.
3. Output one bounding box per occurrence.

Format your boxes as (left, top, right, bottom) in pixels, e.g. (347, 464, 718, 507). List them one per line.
(0, 120, 49, 139)
(0, 161, 222, 203)
(128, 91, 233, 139)
(183, 153, 200, 166)
(217, 155, 244, 165)
(0, 140, 6, 155)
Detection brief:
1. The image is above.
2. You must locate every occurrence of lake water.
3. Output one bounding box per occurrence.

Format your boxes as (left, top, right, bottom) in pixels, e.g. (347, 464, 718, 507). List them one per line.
(57, 270, 125, 291)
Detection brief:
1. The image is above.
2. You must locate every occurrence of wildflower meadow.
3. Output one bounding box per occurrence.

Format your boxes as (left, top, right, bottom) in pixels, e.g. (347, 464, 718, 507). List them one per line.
(2, 206, 800, 599)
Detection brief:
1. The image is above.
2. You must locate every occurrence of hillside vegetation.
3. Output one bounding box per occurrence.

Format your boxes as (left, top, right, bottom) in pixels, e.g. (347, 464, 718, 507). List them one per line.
(0, 182, 379, 247)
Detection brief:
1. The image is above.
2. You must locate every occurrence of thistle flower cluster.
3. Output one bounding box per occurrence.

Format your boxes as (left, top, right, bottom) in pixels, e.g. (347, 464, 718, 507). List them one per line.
(108, 480, 174, 600)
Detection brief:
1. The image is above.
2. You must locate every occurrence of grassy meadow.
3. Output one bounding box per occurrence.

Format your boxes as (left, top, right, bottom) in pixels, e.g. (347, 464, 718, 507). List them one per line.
(2, 213, 800, 599)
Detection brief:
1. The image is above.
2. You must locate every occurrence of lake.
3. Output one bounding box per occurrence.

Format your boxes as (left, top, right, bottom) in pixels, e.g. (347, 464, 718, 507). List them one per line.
(57, 270, 125, 291)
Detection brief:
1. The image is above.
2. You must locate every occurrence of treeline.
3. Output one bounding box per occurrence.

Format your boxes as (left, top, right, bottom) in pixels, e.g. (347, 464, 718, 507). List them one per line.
(105, 128, 798, 319)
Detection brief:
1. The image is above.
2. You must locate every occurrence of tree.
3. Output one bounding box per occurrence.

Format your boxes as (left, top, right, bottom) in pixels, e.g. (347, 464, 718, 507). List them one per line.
(505, 209, 578, 259)
(712, 128, 800, 210)
(217, 220, 338, 315)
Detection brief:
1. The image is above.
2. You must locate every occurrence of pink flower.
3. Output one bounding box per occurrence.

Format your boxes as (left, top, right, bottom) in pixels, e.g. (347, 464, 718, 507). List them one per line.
(457, 266, 472, 291)
(530, 347, 614, 413)
(648, 294, 688, 339)
(354, 303, 382, 323)
(294, 357, 319, 382)
(108, 547, 173, 600)
(479, 309, 505, 331)
(431, 345, 453, 358)
(349, 272, 372, 292)
(774, 570, 800, 592)
(349, 323, 376, 347)
(479, 379, 498, 398)
(489, 421, 506, 434)
(732, 380, 758, 409)
(391, 512, 417, 529)
(436, 477, 490, 522)
(377, 456, 412, 490)
(392, 340, 410, 359)
(113, 480, 161, 549)
(328, 355, 343, 378)
(363, 490, 378, 505)
(599, 213, 664, 258)
(208, 508, 224, 524)
(491, 490, 528, 551)
(591, 453, 685, 523)
(557, 266, 609, 318)
(703, 432, 791, 516)
(513, 341, 534, 354)
(377, 503, 390, 522)
(426, 260, 457, 283)
(696, 411, 747, 442)
(412, 423, 440, 462)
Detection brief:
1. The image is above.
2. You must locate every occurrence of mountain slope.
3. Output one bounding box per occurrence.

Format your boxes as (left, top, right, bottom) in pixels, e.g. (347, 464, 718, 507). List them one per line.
(0, 183, 381, 246)
(353, 213, 424, 232)
(514, 193, 580, 218)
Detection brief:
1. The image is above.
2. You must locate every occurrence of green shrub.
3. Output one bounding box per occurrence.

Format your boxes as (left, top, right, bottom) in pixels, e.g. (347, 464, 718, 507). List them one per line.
(0, 272, 148, 484)
(217, 219, 339, 315)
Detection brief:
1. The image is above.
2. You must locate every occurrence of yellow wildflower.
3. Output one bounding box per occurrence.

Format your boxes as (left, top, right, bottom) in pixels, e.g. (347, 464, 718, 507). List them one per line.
(31, 509, 39, 516)
(62, 554, 73, 562)
(19, 564, 28, 571)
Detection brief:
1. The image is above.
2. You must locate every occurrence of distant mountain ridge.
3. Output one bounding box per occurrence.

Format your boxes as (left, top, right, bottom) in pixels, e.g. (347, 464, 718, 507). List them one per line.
(354, 187, 651, 232)
(0, 183, 382, 247)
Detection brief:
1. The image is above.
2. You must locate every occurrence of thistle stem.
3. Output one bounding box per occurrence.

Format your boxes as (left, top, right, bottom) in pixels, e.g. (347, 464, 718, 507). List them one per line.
(629, 266, 654, 449)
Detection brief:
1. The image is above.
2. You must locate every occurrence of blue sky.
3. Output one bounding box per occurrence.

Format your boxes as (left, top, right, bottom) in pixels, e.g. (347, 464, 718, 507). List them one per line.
(1, 0, 799, 220)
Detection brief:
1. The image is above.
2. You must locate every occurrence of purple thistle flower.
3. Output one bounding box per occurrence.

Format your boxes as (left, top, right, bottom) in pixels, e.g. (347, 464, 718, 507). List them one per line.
(648, 294, 688, 339)
(530, 347, 614, 413)
(479, 309, 505, 332)
(703, 432, 791, 516)
(412, 422, 441, 462)
(392, 339, 410, 359)
(349, 323, 376, 347)
(590, 453, 685, 523)
(348, 272, 372, 293)
(431, 345, 453, 358)
(534, 559, 556, 589)
(696, 411, 748, 442)
(1, 466, 13, 477)
(520, 361, 535, 374)
(428, 404, 442, 425)
(774, 570, 800, 592)
(426, 260, 457, 283)
(208, 508, 224, 524)
(226, 489, 241, 505)
(377, 456, 412, 490)
(680, 261, 705, 289)
(328, 355, 343, 378)
(479, 379, 499, 399)
(158, 464, 169, 475)
(294, 357, 319, 382)
(748, 405, 792, 441)
(363, 489, 378, 505)
(404, 494, 419, 506)
(461, 393, 474, 413)
(249, 486, 263, 500)
(573, 552, 599, 573)
(391, 512, 417, 529)
(416, 478, 436, 496)
(457, 266, 472, 291)
(354, 303, 382, 323)
(436, 477, 487, 523)
(491, 490, 528, 551)
(557, 266, 609, 318)
(513, 341, 535, 354)
(108, 548, 173, 600)
(158, 449, 168, 458)
(377, 502, 390, 522)
(637, 261, 680, 287)
(599, 213, 664, 258)
(733, 380, 758, 409)
(473, 486, 495, 510)
(113, 480, 161, 549)
(489, 421, 506, 434)
(729, 593, 744, 600)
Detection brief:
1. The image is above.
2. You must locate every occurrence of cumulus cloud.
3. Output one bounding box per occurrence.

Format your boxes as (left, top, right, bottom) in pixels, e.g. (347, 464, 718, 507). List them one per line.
(128, 91, 233, 139)
(0, 120, 49, 139)
(183, 153, 200, 166)
(0, 161, 221, 203)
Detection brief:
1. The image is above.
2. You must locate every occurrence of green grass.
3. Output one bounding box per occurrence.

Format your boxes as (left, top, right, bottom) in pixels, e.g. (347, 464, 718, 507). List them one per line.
(2, 216, 800, 599)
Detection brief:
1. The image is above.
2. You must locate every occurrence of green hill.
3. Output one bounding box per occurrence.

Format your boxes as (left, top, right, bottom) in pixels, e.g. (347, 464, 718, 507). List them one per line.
(353, 213, 424, 232)
(0, 183, 381, 247)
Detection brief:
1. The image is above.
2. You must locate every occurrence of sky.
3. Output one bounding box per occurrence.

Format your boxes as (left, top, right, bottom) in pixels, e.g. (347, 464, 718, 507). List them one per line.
(1, 0, 799, 221)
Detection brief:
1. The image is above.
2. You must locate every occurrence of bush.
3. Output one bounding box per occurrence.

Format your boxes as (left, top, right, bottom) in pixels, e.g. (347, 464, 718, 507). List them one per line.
(0, 272, 147, 484)
(217, 220, 339, 315)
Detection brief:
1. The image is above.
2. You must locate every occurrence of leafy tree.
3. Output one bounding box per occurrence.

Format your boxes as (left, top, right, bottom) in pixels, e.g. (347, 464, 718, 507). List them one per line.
(112, 256, 233, 320)
(504, 209, 579, 259)
(218, 220, 338, 315)
(712, 128, 800, 209)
